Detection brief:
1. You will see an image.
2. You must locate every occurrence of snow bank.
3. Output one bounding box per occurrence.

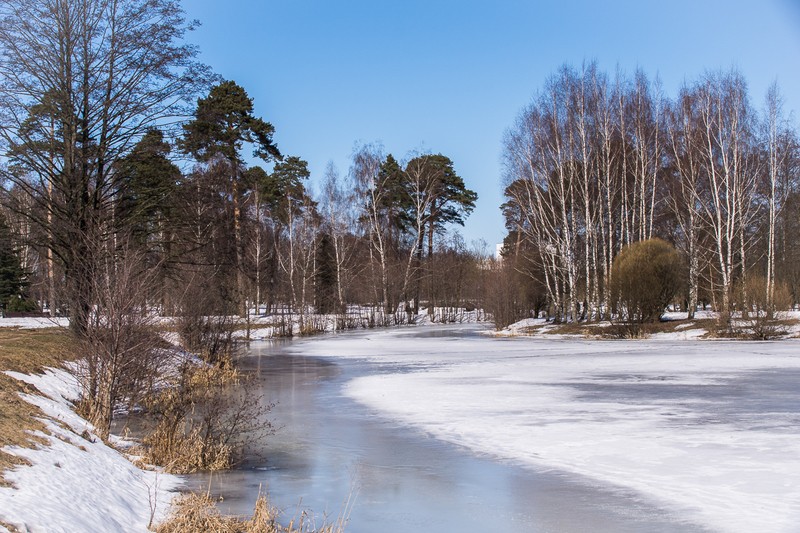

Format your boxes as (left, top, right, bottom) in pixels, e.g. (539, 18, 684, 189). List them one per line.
(0, 317, 69, 329)
(0, 368, 180, 533)
(289, 326, 800, 533)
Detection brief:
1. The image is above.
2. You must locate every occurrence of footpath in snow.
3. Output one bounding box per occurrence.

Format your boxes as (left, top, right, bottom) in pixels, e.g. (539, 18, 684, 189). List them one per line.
(288, 324, 800, 533)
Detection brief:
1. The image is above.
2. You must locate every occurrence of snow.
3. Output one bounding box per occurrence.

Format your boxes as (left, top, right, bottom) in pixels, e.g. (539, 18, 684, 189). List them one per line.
(0, 317, 69, 329)
(234, 308, 483, 340)
(288, 325, 800, 533)
(0, 368, 181, 533)
(649, 327, 707, 340)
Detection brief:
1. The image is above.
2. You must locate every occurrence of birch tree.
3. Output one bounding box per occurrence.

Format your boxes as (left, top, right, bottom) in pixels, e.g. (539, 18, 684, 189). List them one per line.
(763, 83, 792, 313)
(665, 88, 704, 318)
(503, 73, 581, 321)
(694, 71, 759, 319)
(351, 143, 395, 314)
(319, 161, 357, 313)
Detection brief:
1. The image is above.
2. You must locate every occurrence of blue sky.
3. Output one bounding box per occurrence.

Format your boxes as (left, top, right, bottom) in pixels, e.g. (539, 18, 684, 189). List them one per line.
(182, 0, 800, 248)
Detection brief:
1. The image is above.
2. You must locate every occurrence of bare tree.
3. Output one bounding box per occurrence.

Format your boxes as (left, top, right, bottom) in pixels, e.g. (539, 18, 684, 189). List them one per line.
(351, 143, 395, 314)
(503, 69, 582, 321)
(277, 191, 319, 331)
(693, 70, 759, 319)
(319, 161, 358, 313)
(77, 245, 165, 439)
(763, 83, 792, 313)
(0, 0, 210, 334)
(666, 87, 705, 318)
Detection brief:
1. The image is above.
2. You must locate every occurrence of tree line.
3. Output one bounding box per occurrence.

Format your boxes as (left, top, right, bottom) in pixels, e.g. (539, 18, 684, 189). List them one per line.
(0, 0, 483, 338)
(502, 62, 799, 325)
(3, 1, 796, 344)
(0, 0, 485, 438)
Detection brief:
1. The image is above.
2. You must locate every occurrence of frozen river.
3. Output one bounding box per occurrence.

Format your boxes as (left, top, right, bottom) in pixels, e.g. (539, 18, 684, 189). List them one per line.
(190, 324, 800, 532)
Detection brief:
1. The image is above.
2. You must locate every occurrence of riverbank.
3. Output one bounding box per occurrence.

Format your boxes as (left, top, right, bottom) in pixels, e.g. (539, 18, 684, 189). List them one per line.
(0, 316, 363, 533)
(0, 328, 180, 532)
(496, 310, 800, 340)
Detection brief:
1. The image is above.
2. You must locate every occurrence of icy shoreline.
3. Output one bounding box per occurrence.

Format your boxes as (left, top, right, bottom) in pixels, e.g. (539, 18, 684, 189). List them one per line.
(0, 367, 180, 533)
(288, 324, 800, 533)
(3, 317, 799, 532)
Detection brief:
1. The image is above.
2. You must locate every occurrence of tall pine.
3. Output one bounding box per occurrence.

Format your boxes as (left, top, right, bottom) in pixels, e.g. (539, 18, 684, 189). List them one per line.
(0, 214, 33, 313)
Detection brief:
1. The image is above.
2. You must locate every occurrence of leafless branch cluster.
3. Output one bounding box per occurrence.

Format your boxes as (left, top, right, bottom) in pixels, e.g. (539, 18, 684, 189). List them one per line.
(503, 63, 799, 324)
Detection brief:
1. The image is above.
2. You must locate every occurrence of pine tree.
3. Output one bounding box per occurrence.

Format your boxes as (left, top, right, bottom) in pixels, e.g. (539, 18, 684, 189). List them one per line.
(181, 81, 281, 314)
(116, 129, 181, 248)
(0, 214, 33, 313)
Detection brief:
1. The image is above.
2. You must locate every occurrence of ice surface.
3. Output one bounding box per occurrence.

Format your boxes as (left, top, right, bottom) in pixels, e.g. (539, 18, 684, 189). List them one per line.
(288, 325, 800, 533)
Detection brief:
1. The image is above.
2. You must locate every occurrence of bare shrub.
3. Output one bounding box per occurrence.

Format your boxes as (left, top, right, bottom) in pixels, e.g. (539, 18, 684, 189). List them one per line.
(272, 309, 294, 338)
(75, 249, 167, 440)
(727, 276, 792, 339)
(177, 280, 237, 365)
(142, 364, 271, 474)
(179, 314, 236, 365)
(295, 313, 329, 336)
(484, 262, 534, 330)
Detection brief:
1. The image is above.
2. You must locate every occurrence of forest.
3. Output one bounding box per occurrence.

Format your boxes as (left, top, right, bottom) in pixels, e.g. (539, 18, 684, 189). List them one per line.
(1, 0, 799, 343)
(501, 62, 800, 328)
(0, 0, 483, 340)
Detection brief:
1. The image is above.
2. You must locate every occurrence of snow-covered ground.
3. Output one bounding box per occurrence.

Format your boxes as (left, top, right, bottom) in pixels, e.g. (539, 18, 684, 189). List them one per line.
(496, 310, 800, 340)
(0, 317, 70, 329)
(288, 325, 800, 533)
(0, 368, 180, 533)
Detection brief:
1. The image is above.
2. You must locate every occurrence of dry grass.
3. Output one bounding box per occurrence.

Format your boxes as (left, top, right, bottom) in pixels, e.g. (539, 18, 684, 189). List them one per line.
(0, 327, 75, 486)
(600, 318, 716, 339)
(156, 492, 347, 533)
(140, 362, 271, 474)
(0, 519, 21, 533)
(708, 316, 798, 340)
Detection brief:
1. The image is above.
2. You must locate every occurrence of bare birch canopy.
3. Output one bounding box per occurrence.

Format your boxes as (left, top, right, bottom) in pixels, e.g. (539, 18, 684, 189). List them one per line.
(503, 62, 799, 322)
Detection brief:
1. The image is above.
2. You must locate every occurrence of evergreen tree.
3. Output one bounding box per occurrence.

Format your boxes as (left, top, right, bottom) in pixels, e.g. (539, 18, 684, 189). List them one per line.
(180, 81, 281, 314)
(402, 154, 477, 257)
(268, 156, 313, 223)
(116, 129, 181, 248)
(315, 232, 338, 314)
(0, 214, 33, 313)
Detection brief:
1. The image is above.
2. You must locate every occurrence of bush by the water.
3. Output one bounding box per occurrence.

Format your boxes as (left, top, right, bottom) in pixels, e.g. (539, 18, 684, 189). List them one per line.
(610, 238, 682, 325)
(141, 363, 270, 474)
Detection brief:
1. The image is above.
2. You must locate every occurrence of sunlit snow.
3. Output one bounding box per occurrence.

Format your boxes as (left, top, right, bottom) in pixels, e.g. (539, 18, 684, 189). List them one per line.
(288, 324, 800, 533)
(0, 368, 180, 533)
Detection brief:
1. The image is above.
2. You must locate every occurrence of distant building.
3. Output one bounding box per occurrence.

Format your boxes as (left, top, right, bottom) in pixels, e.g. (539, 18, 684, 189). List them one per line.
(495, 243, 504, 261)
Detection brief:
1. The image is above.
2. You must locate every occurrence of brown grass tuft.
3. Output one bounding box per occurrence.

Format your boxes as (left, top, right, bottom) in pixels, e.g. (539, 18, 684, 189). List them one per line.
(140, 362, 268, 474)
(155, 492, 242, 533)
(1, 519, 22, 532)
(156, 491, 345, 533)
